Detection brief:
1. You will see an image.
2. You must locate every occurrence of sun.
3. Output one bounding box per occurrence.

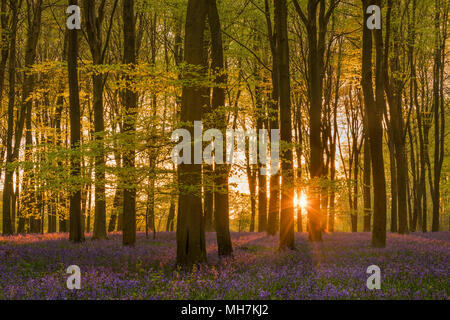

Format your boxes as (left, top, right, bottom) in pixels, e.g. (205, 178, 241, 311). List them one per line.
(294, 193, 308, 211)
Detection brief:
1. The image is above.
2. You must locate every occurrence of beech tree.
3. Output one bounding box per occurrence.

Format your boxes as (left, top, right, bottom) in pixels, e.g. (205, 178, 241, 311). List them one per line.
(176, 0, 208, 266)
(361, 0, 387, 247)
(68, 0, 84, 243)
(275, 0, 295, 250)
(122, 0, 138, 246)
(82, 0, 119, 240)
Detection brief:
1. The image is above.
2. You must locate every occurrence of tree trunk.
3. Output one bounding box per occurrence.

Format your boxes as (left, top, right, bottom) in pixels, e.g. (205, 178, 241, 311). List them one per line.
(363, 125, 372, 232)
(307, 0, 323, 242)
(388, 139, 398, 232)
(2, 0, 19, 235)
(122, 0, 138, 246)
(275, 0, 295, 250)
(68, 0, 84, 242)
(361, 0, 387, 248)
(264, 0, 279, 237)
(208, 0, 232, 256)
(431, 0, 446, 232)
(82, 0, 119, 240)
(256, 87, 267, 233)
(176, 0, 208, 266)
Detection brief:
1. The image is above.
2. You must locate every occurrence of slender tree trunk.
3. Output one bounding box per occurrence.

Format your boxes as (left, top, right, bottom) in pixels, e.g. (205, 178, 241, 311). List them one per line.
(256, 86, 268, 233)
(307, 0, 323, 242)
(361, 0, 387, 248)
(388, 139, 398, 232)
(208, 0, 232, 256)
(294, 94, 303, 233)
(363, 124, 372, 232)
(21, 0, 43, 234)
(83, 0, 119, 240)
(68, 0, 84, 242)
(431, 0, 446, 232)
(274, 0, 295, 250)
(166, 191, 176, 232)
(2, 0, 19, 235)
(264, 0, 279, 237)
(247, 162, 257, 232)
(108, 187, 122, 232)
(122, 0, 138, 246)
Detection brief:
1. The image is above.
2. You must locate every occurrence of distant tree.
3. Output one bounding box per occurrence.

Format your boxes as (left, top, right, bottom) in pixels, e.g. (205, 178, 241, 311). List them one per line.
(292, 0, 340, 242)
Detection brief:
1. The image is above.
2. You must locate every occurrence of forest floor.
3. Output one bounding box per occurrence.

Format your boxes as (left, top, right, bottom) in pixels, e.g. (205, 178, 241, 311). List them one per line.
(0, 231, 448, 299)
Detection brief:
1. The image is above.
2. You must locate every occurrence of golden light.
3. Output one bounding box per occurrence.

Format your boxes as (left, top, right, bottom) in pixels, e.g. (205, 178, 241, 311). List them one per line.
(295, 192, 308, 211)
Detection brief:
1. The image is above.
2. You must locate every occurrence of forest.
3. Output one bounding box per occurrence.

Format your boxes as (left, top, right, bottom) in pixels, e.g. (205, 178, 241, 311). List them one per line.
(0, 0, 448, 300)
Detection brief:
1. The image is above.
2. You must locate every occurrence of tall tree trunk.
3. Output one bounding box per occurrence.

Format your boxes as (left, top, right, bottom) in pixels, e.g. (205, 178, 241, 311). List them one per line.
(361, 0, 387, 247)
(68, 0, 84, 242)
(294, 94, 303, 233)
(2, 0, 19, 235)
(264, 0, 279, 237)
(176, 0, 208, 266)
(83, 0, 119, 240)
(431, 0, 446, 232)
(275, 0, 295, 250)
(307, 0, 323, 242)
(122, 0, 138, 246)
(55, 30, 68, 233)
(208, 0, 232, 256)
(383, 0, 408, 234)
(21, 0, 43, 234)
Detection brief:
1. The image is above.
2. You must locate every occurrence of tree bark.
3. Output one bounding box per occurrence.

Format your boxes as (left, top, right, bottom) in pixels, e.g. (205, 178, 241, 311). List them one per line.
(264, 0, 280, 237)
(361, 0, 387, 248)
(83, 0, 119, 240)
(275, 0, 295, 250)
(208, 0, 232, 256)
(2, 0, 19, 235)
(122, 0, 138, 246)
(68, 0, 84, 242)
(176, 0, 208, 266)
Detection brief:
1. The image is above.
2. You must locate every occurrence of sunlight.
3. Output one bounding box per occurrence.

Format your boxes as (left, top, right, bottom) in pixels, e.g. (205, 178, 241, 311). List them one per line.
(295, 192, 308, 211)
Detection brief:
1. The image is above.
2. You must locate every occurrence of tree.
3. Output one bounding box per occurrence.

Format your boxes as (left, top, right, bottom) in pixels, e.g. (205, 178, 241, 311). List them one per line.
(361, 0, 387, 248)
(264, 0, 280, 237)
(18, 0, 43, 234)
(275, 0, 295, 250)
(383, 0, 408, 234)
(82, 0, 119, 240)
(292, 0, 340, 242)
(68, 0, 84, 243)
(122, 0, 138, 246)
(2, 0, 20, 235)
(430, 0, 447, 232)
(208, 0, 232, 256)
(176, 0, 208, 266)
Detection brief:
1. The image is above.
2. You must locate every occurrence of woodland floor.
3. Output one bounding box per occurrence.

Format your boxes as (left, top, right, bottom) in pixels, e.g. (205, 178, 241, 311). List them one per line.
(0, 231, 448, 299)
